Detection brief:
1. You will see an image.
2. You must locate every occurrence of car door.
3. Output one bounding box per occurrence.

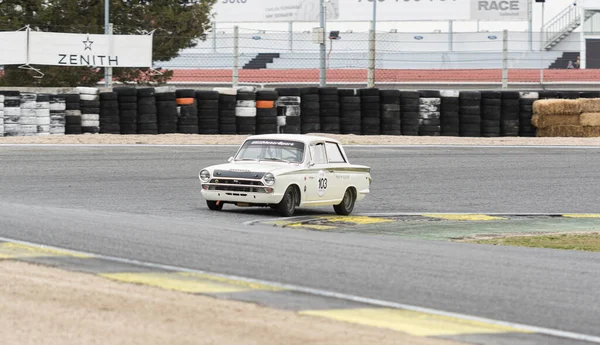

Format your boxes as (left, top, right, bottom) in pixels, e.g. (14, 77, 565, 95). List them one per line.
(324, 141, 348, 201)
(306, 142, 333, 203)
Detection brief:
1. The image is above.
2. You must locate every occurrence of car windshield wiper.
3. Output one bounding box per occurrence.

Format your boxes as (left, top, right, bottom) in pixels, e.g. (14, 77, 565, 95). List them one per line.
(236, 158, 259, 161)
(262, 157, 290, 163)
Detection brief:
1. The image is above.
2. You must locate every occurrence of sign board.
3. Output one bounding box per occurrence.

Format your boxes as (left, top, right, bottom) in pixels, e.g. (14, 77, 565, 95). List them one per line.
(27, 32, 153, 68)
(211, 0, 526, 22)
(0, 31, 28, 65)
(471, 0, 528, 21)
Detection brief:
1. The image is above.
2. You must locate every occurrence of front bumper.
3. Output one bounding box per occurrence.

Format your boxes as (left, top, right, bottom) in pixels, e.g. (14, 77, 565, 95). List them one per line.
(201, 188, 285, 205)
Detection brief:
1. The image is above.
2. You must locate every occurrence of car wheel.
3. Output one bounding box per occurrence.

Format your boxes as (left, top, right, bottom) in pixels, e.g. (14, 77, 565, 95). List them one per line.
(334, 188, 355, 215)
(206, 200, 224, 211)
(277, 186, 296, 217)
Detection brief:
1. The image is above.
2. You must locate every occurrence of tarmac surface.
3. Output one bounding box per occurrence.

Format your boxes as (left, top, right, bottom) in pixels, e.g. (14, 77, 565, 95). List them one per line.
(1, 144, 600, 344)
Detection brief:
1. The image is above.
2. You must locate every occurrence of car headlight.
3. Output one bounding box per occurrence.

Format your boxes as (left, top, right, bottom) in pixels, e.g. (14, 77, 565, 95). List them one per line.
(263, 172, 275, 186)
(199, 169, 211, 182)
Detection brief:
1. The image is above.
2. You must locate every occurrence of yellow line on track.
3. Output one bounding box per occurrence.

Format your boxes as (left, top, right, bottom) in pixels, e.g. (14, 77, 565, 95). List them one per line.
(0, 242, 90, 259)
(421, 214, 506, 221)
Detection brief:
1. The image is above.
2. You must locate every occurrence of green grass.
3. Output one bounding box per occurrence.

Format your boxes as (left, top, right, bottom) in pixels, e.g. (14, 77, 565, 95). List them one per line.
(467, 233, 600, 252)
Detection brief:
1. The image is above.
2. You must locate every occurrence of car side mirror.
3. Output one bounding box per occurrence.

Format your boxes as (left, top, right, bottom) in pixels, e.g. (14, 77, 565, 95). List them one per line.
(308, 161, 315, 167)
(228, 157, 234, 163)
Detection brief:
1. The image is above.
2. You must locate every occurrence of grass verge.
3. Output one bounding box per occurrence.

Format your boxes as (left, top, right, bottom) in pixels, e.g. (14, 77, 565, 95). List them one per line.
(466, 232, 600, 252)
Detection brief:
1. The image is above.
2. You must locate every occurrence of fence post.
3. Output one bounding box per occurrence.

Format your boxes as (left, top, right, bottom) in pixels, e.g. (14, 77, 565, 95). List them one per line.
(367, 0, 377, 88)
(105, 23, 113, 87)
(212, 22, 217, 53)
(502, 29, 508, 89)
(289, 22, 293, 52)
(448, 21, 453, 51)
(319, 0, 326, 87)
(233, 25, 239, 87)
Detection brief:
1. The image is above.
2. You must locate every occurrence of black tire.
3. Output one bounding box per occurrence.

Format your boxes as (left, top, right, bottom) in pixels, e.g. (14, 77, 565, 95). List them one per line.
(276, 186, 297, 217)
(206, 200, 223, 211)
(176, 89, 196, 98)
(195, 90, 220, 100)
(419, 90, 440, 98)
(334, 188, 356, 216)
(275, 88, 301, 96)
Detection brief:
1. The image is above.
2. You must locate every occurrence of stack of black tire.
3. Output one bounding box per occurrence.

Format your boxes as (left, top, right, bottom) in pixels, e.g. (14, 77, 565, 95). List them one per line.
(114, 87, 138, 134)
(579, 91, 600, 98)
(63, 94, 82, 135)
(399, 91, 420, 136)
(319, 87, 340, 134)
(557, 91, 580, 99)
(439, 90, 460, 136)
(196, 91, 220, 134)
(49, 95, 66, 136)
(379, 90, 401, 135)
(175, 89, 198, 134)
(255, 90, 278, 134)
(99, 92, 120, 134)
(300, 87, 320, 134)
(275, 88, 301, 134)
(217, 90, 237, 134)
(137, 88, 158, 135)
(538, 91, 559, 100)
(500, 91, 520, 136)
(155, 87, 178, 134)
(519, 92, 538, 137)
(338, 89, 361, 135)
(358, 88, 380, 135)
(78, 88, 100, 134)
(459, 91, 482, 137)
(236, 90, 257, 135)
(480, 91, 501, 137)
(418, 90, 441, 136)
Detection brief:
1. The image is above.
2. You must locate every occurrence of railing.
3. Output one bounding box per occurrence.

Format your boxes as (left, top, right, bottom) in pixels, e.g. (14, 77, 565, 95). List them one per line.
(543, 3, 580, 49)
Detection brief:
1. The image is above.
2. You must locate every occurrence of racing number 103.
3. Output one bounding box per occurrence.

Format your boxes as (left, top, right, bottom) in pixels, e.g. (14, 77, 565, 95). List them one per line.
(318, 177, 328, 190)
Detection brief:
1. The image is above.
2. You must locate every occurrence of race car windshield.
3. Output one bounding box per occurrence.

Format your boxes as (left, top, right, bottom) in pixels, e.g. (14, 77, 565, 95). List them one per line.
(235, 140, 305, 163)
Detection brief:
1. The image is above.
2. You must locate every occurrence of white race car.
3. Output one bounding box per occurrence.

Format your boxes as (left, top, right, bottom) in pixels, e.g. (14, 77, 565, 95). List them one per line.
(199, 134, 372, 216)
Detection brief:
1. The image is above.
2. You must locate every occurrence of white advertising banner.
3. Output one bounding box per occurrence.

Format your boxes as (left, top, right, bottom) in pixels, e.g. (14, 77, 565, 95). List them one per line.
(0, 31, 28, 65)
(212, 0, 472, 22)
(28, 32, 153, 68)
(470, 0, 528, 21)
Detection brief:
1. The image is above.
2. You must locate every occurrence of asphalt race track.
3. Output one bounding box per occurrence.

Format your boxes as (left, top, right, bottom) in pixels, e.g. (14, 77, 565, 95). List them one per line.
(1, 145, 600, 343)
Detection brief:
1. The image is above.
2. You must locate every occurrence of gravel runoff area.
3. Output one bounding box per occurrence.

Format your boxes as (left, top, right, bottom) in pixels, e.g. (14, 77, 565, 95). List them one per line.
(0, 261, 464, 345)
(1, 133, 600, 145)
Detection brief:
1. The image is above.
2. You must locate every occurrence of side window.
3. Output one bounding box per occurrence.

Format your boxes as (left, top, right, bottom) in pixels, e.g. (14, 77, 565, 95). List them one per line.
(325, 142, 346, 163)
(311, 143, 327, 164)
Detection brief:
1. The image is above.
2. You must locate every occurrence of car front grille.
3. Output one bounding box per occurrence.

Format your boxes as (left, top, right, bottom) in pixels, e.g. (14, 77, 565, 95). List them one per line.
(207, 178, 266, 193)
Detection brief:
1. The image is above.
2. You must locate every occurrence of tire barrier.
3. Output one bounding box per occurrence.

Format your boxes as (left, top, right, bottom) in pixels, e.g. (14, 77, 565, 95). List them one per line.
(276, 95, 301, 134)
(380, 90, 401, 136)
(440, 90, 459, 137)
(77, 87, 100, 134)
(459, 91, 482, 137)
(236, 91, 257, 135)
(64, 93, 82, 135)
(480, 91, 501, 137)
(255, 90, 278, 135)
(519, 92, 538, 137)
(196, 90, 219, 135)
(156, 87, 178, 134)
(300, 87, 320, 134)
(49, 95, 66, 136)
(0, 95, 4, 137)
(99, 92, 120, 134)
(418, 90, 441, 136)
(20, 93, 38, 136)
(399, 91, 419, 136)
(137, 88, 158, 135)
(114, 87, 137, 135)
(176, 89, 199, 134)
(501, 91, 520, 137)
(275, 88, 301, 135)
(339, 89, 361, 135)
(359, 88, 380, 135)
(319, 87, 340, 134)
(35, 94, 51, 136)
(2, 88, 600, 138)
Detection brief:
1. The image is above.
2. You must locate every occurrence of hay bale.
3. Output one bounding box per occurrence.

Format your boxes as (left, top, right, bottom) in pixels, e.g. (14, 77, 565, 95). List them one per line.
(578, 98, 600, 113)
(531, 113, 581, 128)
(536, 125, 583, 137)
(580, 113, 600, 127)
(533, 99, 581, 115)
(582, 126, 600, 137)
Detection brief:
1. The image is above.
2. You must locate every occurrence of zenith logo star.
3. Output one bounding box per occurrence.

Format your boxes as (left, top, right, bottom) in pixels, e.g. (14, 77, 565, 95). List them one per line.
(82, 36, 94, 51)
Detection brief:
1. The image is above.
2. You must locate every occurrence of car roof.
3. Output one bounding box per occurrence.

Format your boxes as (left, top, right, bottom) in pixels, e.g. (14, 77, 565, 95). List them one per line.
(243, 134, 342, 145)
